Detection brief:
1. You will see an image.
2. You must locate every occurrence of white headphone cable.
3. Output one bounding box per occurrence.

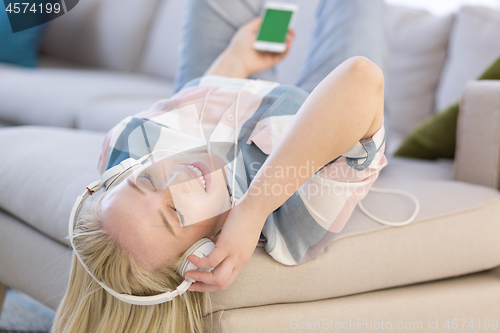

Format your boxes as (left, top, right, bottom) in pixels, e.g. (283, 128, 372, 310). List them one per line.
(230, 87, 244, 208)
(197, 80, 420, 225)
(199, 78, 232, 155)
(198, 78, 244, 207)
(357, 187, 420, 226)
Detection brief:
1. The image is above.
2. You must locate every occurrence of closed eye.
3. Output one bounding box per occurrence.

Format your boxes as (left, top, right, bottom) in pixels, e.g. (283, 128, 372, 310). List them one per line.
(169, 204, 185, 227)
(139, 173, 157, 190)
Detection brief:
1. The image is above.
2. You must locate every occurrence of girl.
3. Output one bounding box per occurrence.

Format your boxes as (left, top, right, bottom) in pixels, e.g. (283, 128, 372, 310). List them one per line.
(52, 0, 387, 332)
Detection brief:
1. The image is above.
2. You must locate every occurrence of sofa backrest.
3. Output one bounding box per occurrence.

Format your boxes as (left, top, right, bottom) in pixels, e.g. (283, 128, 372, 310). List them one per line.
(40, 0, 162, 72)
(130, 0, 459, 141)
(384, 5, 454, 135)
(386, 4, 500, 141)
(135, 0, 187, 80)
(435, 5, 500, 111)
(39, 0, 500, 144)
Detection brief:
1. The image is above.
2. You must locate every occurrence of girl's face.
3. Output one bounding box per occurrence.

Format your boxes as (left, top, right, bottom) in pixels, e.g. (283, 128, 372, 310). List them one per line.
(100, 149, 232, 271)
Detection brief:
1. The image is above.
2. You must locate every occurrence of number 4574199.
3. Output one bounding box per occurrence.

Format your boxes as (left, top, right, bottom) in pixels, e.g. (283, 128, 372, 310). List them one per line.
(5, 2, 61, 14)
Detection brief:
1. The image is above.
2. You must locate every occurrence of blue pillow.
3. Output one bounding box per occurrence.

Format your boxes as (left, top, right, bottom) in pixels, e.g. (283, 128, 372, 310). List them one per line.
(0, 6, 46, 67)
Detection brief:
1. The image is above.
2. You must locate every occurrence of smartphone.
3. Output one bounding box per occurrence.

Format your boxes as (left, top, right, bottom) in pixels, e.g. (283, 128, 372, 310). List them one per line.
(253, 2, 298, 53)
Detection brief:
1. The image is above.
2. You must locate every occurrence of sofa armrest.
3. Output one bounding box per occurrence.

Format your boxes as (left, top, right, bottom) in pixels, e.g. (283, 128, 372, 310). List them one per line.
(453, 80, 500, 189)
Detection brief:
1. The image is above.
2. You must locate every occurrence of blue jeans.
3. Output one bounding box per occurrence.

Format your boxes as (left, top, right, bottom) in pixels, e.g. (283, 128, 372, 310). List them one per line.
(173, 0, 387, 94)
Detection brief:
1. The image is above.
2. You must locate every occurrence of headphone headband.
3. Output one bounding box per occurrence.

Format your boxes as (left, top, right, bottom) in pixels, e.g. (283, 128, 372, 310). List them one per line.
(68, 159, 215, 306)
(68, 79, 245, 305)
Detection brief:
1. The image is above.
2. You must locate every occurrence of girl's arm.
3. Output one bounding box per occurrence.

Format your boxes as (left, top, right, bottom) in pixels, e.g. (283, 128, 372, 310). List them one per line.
(244, 56, 384, 215)
(185, 56, 384, 293)
(204, 18, 294, 79)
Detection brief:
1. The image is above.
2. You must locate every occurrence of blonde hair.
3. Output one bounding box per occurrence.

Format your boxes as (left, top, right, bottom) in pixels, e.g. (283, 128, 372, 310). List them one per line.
(51, 192, 212, 333)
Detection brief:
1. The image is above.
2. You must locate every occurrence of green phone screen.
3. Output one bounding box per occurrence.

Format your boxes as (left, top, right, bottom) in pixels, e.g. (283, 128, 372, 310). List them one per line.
(256, 9, 293, 43)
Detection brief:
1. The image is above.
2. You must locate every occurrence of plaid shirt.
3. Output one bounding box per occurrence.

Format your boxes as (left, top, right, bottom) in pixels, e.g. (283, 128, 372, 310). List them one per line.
(98, 76, 388, 266)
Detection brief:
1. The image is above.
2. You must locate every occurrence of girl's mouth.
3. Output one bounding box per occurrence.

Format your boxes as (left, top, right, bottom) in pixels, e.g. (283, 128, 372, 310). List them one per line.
(181, 161, 211, 192)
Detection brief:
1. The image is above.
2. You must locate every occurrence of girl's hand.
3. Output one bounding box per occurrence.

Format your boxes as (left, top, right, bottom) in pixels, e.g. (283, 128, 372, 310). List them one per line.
(227, 17, 295, 77)
(184, 195, 268, 292)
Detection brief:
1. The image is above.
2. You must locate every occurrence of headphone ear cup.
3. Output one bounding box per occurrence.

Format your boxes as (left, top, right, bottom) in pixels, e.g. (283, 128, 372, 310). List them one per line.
(178, 238, 216, 279)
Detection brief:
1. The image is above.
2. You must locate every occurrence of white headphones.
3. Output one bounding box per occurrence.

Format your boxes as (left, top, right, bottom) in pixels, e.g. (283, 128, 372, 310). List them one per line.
(68, 156, 218, 306)
(68, 78, 243, 306)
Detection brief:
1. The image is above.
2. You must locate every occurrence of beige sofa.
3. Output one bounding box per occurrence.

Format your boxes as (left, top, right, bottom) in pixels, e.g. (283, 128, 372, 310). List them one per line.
(1, 1, 500, 332)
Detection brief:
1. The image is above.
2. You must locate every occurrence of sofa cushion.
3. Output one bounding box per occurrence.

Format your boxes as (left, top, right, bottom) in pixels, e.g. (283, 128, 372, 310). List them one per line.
(37, 54, 92, 70)
(75, 96, 169, 132)
(384, 6, 454, 136)
(40, 0, 161, 72)
(435, 6, 500, 111)
(215, 164, 500, 312)
(0, 63, 173, 128)
(210, 267, 500, 332)
(0, 211, 71, 311)
(0, 7, 45, 67)
(0, 127, 103, 244)
(393, 102, 459, 160)
(394, 55, 500, 160)
(0, 127, 499, 312)
(136, 0, 187, 80)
